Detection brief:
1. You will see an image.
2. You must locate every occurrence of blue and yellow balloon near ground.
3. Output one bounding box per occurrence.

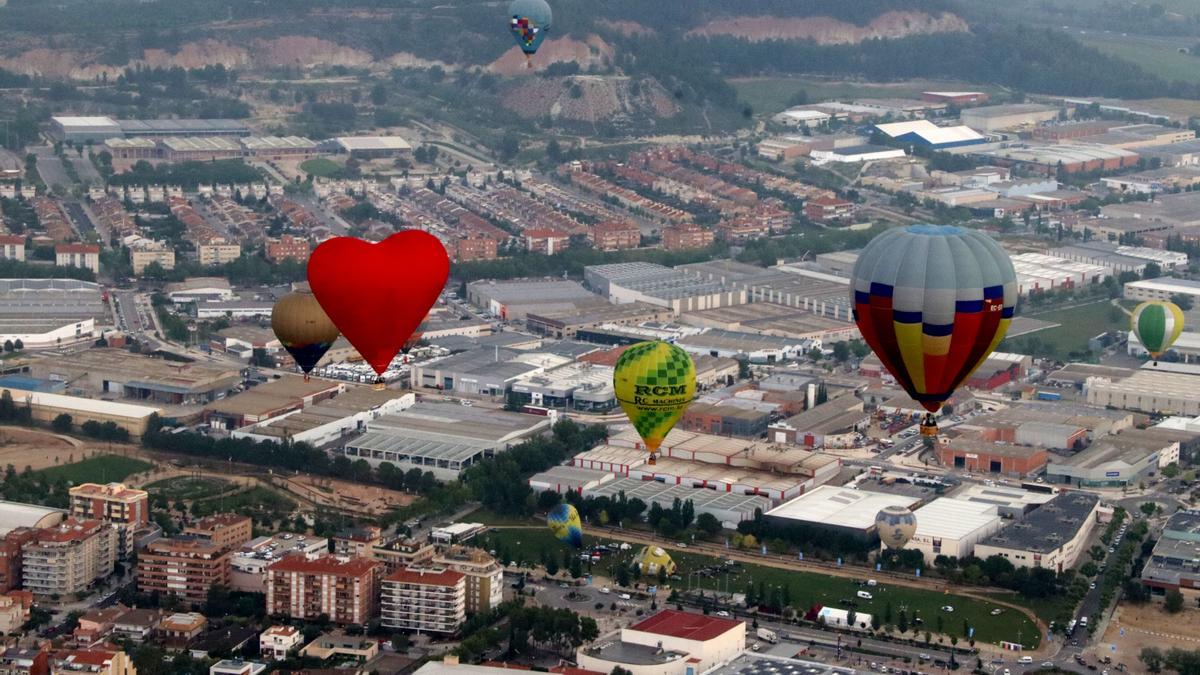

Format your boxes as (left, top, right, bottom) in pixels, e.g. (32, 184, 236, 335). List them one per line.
(547, 503, 583, 548)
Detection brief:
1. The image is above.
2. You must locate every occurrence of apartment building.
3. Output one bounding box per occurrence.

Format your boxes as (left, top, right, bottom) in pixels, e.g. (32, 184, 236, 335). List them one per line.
(370, 537, 436, 574)
(0, 235, 25, 262)
(380, 567, 466, 634)
(0, 528, 38, 593)
(332, 526, 383, 558)
(265, 235, 310, 263)
(266, 556, 381, 625)
(662, 223, 714, 251)
(182, 514, 253, 552)
(55, 244, 100, 275)
(136, 538, 231, 604)
(198, 244, 241, 266)
(22, 519, 116, 597)
(67, 483, 148, 559)
(434, 547, 504, 614)
(130, 244, 175, 275)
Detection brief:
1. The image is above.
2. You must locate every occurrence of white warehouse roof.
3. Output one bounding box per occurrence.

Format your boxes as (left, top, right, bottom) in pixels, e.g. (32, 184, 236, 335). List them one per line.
(0, 388, 161, 420)
(51, 116, 120, 128)
(876, 120, 985, 145)
(765, 485, 920, 531)
(911, 498, 1001, 541)
(333, 136, 412, 151)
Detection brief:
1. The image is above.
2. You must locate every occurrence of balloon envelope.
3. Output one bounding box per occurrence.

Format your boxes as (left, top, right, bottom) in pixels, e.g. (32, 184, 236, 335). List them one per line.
(633, 546, 676, 577)
(876, 505, 917, 550)
(547, 503, 583, 548)
(271, 290, 340, 375)
(1132, 300, 1184, 360)
(613, 341, 696, 455)
(307, 231, 449, 376)
(509, 0, 552, 55)
(852, 224, 1017, 413)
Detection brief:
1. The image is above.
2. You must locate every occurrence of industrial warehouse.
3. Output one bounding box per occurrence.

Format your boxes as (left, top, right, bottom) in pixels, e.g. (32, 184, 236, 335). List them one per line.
(0, 279, 105, 349)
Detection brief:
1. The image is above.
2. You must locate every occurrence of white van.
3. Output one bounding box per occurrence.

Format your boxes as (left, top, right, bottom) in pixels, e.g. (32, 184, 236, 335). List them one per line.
(866, 579, 878, 587)
(1019, 656, 1033, 664)
(856, 591, 873, 600)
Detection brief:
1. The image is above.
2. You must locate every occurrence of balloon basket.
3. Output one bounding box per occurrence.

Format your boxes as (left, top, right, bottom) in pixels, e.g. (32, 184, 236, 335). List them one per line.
(919, 413, 938, 437)
(303, 374, 310, 382)
(373, 377, 385, 391)
(647, 453, 657, 466)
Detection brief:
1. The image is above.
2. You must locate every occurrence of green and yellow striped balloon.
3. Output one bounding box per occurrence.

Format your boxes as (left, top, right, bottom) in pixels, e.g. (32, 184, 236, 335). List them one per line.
(613, 341, 696, 460)
(1132, 300, 1185, 360)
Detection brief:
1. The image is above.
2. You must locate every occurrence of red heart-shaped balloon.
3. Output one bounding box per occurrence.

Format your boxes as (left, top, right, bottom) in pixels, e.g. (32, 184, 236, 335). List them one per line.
(307, 231, 449, 376)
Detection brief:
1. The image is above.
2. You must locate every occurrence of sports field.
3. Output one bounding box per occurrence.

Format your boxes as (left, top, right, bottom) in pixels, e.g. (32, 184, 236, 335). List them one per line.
(477, 527, 1040, 648)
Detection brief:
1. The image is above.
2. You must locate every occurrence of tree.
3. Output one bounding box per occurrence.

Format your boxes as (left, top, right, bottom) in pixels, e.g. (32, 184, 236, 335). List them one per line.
(1171, 293, 1194, 311)
(1, 340, 11, 352)
(1143, 262, 1162, 279)
(1141, 646, 1165, 673)
(11, 340, 21, 351)
(832, 341, 851, 363)
(1166, 588, 1185, 614)
(51, 414, 72, 432)
(1142, 501, 1159, 517)
(696, 512, 722, 536)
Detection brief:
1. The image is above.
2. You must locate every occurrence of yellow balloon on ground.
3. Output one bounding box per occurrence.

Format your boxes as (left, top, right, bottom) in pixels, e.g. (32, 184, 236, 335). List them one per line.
(613, 341, 696, 464)
(634, 546, 676, 577)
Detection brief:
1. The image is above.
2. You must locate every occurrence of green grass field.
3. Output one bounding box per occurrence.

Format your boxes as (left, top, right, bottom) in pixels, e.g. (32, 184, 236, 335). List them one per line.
(731, 78, 1004, 115)
(299, 157, 345, 178)
(1080, 36, 1200, 85)
(477, 527, 1040, 648)
(1019, 301, 1127, 357)
(38, 454, 152, 485)
(192, 486, 296, 520)
(145, 476, 233, 500)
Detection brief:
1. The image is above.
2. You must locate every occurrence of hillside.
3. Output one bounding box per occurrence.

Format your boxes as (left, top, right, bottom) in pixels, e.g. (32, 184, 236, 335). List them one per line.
(0, 0, 1193, 139)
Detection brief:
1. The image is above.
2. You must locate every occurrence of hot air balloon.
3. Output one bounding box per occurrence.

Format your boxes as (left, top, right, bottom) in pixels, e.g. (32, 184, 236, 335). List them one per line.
(307, 231, 449, 386)
(1131, 300, 1184, 364)
(271, 290, 340, 380)
(613, 341, 696, 465)
(509, 0, 552, 68)
(852, 225, 1017, 438)
(633, 546, 676, 577)
(875, 505, 917, 550)
(547, 502, 582, 548)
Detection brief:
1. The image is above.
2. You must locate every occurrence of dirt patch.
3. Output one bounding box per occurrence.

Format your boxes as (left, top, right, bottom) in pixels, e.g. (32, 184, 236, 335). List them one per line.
(277, 474, 416, 516)
(488, 34, 614, 75)
(0, 426, 94, 472)
(687, 11, 969, 44)
(1095, 603, 1200, 666)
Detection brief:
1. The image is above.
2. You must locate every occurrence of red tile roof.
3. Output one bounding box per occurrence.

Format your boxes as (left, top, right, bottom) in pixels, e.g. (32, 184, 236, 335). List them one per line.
(0, 235, 23, 245)
(384, 567, 464, 586)
(629, 610, 741, 641)
(268, 555, 380, 577)
(55, 243, 100, 254)
(54, 649, 117, 667)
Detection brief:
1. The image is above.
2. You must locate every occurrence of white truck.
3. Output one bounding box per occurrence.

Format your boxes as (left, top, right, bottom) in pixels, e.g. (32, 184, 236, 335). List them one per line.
(756, 628, 778, 644)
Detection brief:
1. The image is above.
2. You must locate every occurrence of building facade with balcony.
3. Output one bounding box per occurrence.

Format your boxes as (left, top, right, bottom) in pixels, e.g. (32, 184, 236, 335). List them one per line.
(380, 568, 466, 634)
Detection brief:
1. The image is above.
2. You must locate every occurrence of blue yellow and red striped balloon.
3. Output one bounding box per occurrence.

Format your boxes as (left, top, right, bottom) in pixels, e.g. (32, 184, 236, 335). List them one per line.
(851, 225, 1017, 416)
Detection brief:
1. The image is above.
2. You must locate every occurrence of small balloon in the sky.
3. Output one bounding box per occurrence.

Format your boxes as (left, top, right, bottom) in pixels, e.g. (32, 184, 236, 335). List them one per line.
(270, 290, 340, 380)
(509, 0, 553, 69)
(547, 502, 583, 548)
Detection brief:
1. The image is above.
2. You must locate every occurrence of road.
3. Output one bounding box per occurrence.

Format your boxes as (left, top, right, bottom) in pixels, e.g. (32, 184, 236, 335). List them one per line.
(62, 200, 96, 238)
(30, 146, 72, 191)
(70, 154, 102, 185)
